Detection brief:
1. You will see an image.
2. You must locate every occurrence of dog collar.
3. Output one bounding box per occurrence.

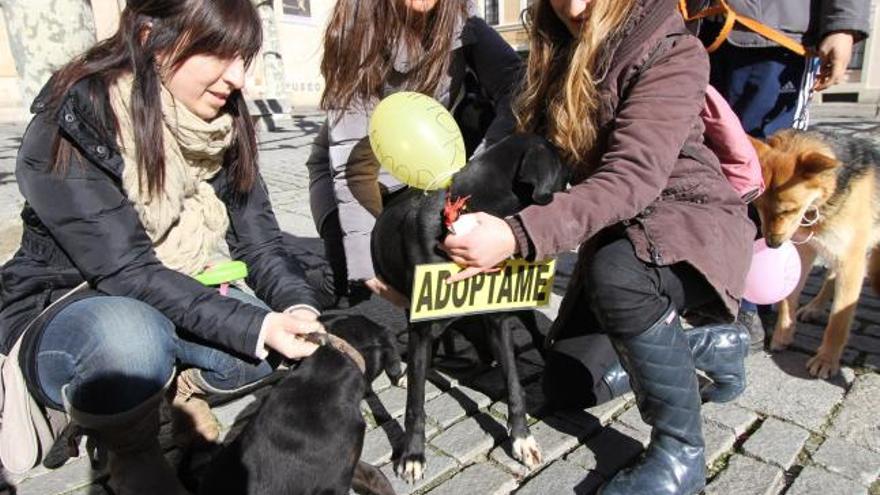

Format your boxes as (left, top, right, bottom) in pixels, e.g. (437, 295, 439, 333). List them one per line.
(304, 333, 366, 374)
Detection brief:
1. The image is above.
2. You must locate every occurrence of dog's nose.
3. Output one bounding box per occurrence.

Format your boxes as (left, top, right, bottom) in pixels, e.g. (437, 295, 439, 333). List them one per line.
(765, 237, 783, 248)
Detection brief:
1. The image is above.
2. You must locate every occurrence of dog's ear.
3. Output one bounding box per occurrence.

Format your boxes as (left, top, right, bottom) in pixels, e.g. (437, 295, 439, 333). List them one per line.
(516, 140, 568, 205)
(352, 461, 396, 495)
(798, 151, 839, 177)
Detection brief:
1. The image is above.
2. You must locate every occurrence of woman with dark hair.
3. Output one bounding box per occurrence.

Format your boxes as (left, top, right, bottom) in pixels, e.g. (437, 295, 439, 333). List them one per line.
(0, 0, 323, 492)
(305, 0, 522, 307)
(442, 0, 754, 493)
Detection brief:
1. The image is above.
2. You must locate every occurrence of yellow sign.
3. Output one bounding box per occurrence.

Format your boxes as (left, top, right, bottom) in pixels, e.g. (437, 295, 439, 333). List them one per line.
(409, 259, 556, 322)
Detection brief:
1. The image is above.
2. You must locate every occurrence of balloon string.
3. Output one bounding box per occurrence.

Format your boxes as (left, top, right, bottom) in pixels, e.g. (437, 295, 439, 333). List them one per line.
(791, 231, 814, 245)
(422, 169, 459, 195)
(789, 204, 821, 245)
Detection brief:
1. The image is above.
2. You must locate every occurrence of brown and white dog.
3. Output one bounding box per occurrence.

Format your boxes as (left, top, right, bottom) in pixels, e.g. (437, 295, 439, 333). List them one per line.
(750, 129, 880, 378)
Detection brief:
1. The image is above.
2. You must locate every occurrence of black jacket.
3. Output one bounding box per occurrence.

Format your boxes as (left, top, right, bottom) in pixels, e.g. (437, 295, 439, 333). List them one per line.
(0, 78, 320, 363)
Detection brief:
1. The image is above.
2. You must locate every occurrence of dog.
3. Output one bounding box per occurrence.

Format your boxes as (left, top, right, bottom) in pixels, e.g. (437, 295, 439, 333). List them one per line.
(371, 133, 569, 482)
(750, 129, 880, 378)
(198, 314, 403, 495)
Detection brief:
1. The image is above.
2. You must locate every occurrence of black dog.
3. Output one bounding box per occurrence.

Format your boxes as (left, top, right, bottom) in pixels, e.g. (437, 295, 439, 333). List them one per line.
(199, 315, 404, 495)
(371, 133, 569, 482)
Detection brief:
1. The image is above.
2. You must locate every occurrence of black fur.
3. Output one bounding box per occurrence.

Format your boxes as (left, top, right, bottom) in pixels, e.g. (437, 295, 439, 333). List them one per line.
(822, 131, 880, 198)
(370, 133, 569, 476)
(372, 133, 569, 296)
(199, 315, 401, 495)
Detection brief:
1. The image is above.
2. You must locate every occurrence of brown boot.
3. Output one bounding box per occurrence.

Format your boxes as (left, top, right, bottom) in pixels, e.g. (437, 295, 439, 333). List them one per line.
(65, 383, 189, 495)
(169, 369, 221, 449)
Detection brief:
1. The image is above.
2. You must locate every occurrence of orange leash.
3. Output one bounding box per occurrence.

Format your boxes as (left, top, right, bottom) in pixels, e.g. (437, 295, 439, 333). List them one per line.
(679, 0, 811, 57)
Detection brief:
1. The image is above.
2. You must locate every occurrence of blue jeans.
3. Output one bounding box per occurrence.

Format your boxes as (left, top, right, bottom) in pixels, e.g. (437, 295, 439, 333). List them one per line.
(34, 289, 275, 415)
(709, 43, 811, 138)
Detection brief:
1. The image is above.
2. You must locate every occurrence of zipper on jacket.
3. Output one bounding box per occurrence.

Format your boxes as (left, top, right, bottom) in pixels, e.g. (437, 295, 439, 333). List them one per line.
(634, 214, 662, 264)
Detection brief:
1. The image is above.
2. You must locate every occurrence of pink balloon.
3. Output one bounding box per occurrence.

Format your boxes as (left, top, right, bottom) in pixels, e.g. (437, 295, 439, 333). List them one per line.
(743, 239, 802, 305)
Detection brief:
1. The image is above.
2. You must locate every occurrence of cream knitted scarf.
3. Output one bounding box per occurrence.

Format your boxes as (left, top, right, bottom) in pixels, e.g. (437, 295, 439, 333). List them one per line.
(110, 74, 232, 275)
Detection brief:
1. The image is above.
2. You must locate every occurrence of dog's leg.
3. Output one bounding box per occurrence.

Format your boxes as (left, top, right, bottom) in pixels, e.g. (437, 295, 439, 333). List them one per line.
(441, 332, 457, 356)
(771, 243, 818, 351)
(869, 245, 880, 295)
(395, 322, 434, 483)
(382, 334, 407, 388)
(487, 315, 543, 469)
(519, 310, 547, 360)
(807, 247, 867, 378)
(797, 270, 835, 323)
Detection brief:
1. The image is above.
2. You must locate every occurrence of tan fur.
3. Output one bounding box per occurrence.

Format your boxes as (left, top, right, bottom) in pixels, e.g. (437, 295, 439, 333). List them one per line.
(752, 130, 879, 379)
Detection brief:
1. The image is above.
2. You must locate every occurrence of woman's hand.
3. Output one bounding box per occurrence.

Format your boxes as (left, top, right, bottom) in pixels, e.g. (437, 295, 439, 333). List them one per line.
(263, 312, 325, 360)
(364, 277, 410, 308)
(285, 307, 320, 322)
(441, 212, 516, 283)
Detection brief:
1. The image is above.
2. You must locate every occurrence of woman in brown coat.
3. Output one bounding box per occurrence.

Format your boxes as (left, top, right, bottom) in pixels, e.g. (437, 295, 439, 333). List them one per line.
(442, 0, 755, 493)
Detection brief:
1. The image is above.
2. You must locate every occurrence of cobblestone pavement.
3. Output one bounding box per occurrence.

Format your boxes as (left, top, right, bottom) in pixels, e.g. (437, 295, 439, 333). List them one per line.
(2, 105, 879, 495)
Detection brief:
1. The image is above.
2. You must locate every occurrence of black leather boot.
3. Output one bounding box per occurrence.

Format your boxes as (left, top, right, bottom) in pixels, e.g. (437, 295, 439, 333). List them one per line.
(601, 321, 749, 404)
(602, 307, 706, 495)
(736, 306, 766, 351)
(687, 323, 750, 403)
(600, 360, 632, 399)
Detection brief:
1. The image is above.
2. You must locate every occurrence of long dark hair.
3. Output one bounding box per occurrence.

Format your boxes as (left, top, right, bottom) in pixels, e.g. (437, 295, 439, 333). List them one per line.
(48, 0, 262, 196)
(320, 0, 467, 112)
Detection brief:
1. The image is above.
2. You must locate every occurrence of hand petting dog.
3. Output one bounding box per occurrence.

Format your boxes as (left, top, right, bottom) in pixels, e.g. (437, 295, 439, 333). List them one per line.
(441, 212, 516, 283)
(263, 312, 325, 359)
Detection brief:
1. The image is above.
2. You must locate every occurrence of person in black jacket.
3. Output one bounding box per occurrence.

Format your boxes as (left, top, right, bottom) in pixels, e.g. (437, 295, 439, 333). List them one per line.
(0, 1, 323, 493)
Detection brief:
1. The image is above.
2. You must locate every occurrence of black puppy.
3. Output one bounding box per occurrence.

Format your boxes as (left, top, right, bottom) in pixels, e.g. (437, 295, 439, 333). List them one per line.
(371, 133, 569, 482)
(199, 315, 404, 495)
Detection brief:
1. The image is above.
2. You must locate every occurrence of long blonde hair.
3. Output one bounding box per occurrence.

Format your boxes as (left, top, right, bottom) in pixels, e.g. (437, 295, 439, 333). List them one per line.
(515, 0, 636, 166)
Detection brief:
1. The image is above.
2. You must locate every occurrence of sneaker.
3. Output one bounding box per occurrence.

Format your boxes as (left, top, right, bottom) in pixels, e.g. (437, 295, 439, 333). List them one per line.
(737, 308, 766, 352)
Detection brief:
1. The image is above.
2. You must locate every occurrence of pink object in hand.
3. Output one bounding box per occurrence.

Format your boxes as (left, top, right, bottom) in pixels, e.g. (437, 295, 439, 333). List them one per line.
(743, 239, 801, 305)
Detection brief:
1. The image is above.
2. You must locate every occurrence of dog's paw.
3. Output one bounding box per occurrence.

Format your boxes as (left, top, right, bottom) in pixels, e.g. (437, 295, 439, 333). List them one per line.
(394, 374, 408, 388)
(394, 454, 426, 484)
(806, 348, 841, 379)
(770, 320, 796, 352)
(512, 435, 543, 469)
(796, 305, 826, 324)
(769, 334, 793, 352)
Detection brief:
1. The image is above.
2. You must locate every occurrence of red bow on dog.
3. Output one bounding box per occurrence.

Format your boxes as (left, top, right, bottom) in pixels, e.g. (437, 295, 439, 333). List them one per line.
(443, 194, 471, 235)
